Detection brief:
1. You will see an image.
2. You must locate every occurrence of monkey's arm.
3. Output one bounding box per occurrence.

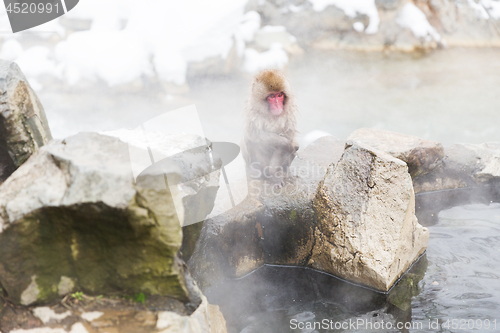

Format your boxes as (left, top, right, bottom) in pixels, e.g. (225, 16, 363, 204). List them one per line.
(280, 128, 299, 152)
(247, 129, 295, 151)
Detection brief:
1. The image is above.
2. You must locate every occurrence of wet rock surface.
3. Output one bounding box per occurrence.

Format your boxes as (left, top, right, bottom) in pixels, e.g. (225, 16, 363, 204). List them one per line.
(188, 136, 346, 289)
(0, 60, 52, 184)
(0, 133, 192, 306)
(0, 131, 227, 332)
(0, 292, 226, 333)
(348, 128, 444, 177)
(188, 128, 500, 293)
(413, 142, 500, 193)
(311, 141, 429, 291)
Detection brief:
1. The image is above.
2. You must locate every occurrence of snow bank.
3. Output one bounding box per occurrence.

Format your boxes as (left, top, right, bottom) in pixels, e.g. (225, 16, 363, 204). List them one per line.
(0, 0, 298, 87)
(486, 0, 500, 19)
(57, 0, 248, 86)
(396, 3, 441, 41)
(308, 0, 380, 34)
(473, 0, 500, 19)
(3, 0, 249, 87)
(14, 46, 57, 78)
(55, 30, 152, 86)
(242, 43, 288, 73)
(235, 11, 261, 56)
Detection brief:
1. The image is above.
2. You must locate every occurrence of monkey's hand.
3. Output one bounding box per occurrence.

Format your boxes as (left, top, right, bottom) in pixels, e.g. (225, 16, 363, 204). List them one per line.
(259, 131, 296, 152)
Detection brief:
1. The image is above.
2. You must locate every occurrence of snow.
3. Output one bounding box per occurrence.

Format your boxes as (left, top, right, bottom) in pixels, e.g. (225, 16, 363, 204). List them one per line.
(2, 0, 249, 87)
(64, 0, 132, 22)
(0, 39, 23, 61)
(11, 323, 89, 333)
(0, 0, 301, 88)
(51, 0, 249, 87)
(288, 4, 305, 13)
(478, 0, 500, 19)
(236, 11, 261, 43)
(467, 0, 491, 19)
(80, 311, 104, 322)
(308, 0, 380, 34)
(33, 307, 71, 324)
(353, 21, 365, 32)
(396, 3, 441, 41)
(14, 46, 57, 78)
(242, 43, 289, 73)
(55, 30, 151, 86)
(261, 25, 287, 33)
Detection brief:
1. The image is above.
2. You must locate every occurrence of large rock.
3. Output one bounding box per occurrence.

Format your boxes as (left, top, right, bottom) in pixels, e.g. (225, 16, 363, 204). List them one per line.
(413, 142, 500, 193)
(245, 0, 500, 51)
(0, 60, 52, 183)
(0, 133, 201, 305)
(188, 137, 345, 289)
(101, 128, 222, 261)
(348, 128, 444, 177)
(311, 141, 429, 291)
(188, 197, 266, 289)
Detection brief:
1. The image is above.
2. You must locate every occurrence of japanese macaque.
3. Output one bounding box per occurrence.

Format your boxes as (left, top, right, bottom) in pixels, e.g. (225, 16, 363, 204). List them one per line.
(241, 69, 299, 187)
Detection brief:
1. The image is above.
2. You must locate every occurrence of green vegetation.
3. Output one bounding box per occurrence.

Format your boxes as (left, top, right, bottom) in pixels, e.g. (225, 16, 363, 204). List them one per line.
(124, 292, 147, 304)
(71, 291, 83, 301)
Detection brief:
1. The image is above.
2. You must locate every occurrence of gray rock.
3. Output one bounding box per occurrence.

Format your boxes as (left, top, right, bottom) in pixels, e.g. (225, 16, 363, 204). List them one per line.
(311, 141, 429, 291)
(0, 60, 52, 184)
(413, 142, 500, 193)
(347, 128, 444, 177)
(156, 295, 227, 333)
(188, 196, 266, 290)
(246, 0, 500, 52)
(0, 133, 200, 305)
(188, 136, 346, 289)
(376, 0, 400, 11)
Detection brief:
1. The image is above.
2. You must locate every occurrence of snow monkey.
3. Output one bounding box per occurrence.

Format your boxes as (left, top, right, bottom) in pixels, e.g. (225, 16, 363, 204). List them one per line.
(241, 69, 299, 187)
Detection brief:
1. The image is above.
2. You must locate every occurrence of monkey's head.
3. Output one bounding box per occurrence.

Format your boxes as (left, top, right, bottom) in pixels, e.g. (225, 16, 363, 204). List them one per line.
(251, 69, 293, 117)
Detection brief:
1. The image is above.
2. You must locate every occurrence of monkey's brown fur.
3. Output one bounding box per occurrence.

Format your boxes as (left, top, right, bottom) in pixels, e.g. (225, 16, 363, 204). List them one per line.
(241, 69, 299, 185)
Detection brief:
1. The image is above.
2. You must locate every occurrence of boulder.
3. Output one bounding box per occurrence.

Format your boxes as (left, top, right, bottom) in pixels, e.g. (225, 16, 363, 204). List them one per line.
(101, 128, 222, 261)
(188, 196, 266, 289)
(156, 295, 227, 333)
(0, 60, 52, 184)
(311, 141, 429, 291)
(188, 137, 345, 289)
(0, 133, 202, 306)
(347, 128, 444, 177)
(259, 137, 346, 266)
(413, 142, 500, 193)
(246, 0, 500, 51)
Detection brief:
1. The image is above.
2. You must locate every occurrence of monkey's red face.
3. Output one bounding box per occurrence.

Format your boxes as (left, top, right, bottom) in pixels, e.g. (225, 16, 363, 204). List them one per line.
(267, 92, 285, 116)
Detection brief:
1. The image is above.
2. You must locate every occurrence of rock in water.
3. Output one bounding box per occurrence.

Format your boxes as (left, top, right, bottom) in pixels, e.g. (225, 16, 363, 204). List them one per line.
(311, 141, 429, 292)
(347, 128, 444, 178)
(413, 142, 500, 193)
(0, 133, 196, 306)
(0, 60, 52, 184)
